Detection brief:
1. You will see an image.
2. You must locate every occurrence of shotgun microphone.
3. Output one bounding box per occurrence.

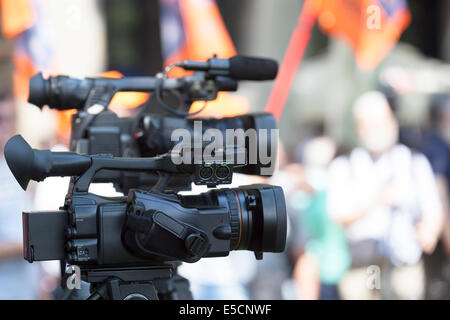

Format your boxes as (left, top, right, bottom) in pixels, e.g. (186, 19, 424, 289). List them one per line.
(177, 55, 278, 81)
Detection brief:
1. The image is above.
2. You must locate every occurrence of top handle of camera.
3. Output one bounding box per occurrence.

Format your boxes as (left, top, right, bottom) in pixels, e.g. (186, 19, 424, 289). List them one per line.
(4, 135, 192, 193)
(5, 135, 244, 193)
(27, 55, 278, 113)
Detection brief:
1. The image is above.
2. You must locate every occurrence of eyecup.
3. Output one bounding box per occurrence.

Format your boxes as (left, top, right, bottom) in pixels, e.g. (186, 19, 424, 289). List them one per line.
(28, 72, 48, 109)
(4, 135, 35, 190)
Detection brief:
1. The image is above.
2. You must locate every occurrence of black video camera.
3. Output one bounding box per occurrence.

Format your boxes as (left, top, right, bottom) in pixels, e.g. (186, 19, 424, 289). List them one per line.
(5, 135, 286, 265)
(5, 55, 287, 300)
(27, 56, 279, 193)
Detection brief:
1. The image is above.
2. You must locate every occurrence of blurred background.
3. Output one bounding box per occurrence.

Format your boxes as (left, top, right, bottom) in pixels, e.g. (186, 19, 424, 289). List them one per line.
(1, 0, 450, 300)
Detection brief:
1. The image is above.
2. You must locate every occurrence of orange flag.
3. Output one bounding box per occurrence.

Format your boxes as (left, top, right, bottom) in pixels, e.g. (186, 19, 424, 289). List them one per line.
(317, 0, 411, 71)
(159, 0, 248, 117)
(265, 0, 411, 121)
(0, 0, 35, 38)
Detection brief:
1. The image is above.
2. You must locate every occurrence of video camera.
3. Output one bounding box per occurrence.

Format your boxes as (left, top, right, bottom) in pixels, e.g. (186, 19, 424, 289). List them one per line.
(28, 55, 279, 193)
(4, 55, 287, 300)
(5, 134, 286, 264)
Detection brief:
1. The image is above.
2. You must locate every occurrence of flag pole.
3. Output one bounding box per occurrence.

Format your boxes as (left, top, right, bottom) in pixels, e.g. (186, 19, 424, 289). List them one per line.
(264, 0, 319, 122)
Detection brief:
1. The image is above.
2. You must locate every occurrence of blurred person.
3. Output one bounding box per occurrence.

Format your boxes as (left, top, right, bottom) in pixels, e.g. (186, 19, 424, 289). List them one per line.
(291, 136, 350, 300)
(328, 91, 443, 300)
(0, 93, 41, 299)
(421, 93, 450, 299)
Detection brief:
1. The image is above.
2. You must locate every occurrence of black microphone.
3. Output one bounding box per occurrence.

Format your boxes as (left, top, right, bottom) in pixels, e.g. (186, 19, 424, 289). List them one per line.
(177, 55, 278, 81)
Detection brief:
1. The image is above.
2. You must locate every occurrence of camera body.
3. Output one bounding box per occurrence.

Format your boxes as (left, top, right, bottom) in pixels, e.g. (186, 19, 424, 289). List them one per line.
(23, 183, 286, 267)
(6, 134, 286, 266)
(70, 109, 277, 192)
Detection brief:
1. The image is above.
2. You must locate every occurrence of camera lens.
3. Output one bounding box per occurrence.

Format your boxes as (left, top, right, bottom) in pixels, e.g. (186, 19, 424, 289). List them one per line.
(216, 184, 286, 254)
(177, 184, 286, 256)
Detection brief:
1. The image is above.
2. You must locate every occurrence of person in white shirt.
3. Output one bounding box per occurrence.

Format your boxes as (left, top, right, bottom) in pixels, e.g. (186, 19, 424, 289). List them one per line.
(327, 91, 443, 299)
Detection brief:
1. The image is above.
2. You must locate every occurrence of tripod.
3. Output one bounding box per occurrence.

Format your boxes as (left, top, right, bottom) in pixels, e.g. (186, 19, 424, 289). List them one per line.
(62, 262, 193, 300)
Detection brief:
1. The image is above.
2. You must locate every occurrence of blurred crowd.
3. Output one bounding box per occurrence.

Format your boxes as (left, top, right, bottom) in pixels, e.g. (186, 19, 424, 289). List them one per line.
(2, 87, 450, 300)
(277, 89, 450, 300)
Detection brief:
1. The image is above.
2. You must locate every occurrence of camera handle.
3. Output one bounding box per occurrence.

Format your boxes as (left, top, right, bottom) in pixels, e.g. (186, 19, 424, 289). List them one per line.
(70, 154, 182, 194)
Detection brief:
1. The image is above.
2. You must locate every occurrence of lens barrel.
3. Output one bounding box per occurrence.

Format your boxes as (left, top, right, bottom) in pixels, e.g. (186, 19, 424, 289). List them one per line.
(139, 113, 278, 176)
(213, 184, 286, 254)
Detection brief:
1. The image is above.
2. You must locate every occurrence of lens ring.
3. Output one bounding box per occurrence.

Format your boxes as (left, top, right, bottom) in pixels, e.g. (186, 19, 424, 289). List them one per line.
(231, 190, 242, 249)
(223, 190, 241, 250)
